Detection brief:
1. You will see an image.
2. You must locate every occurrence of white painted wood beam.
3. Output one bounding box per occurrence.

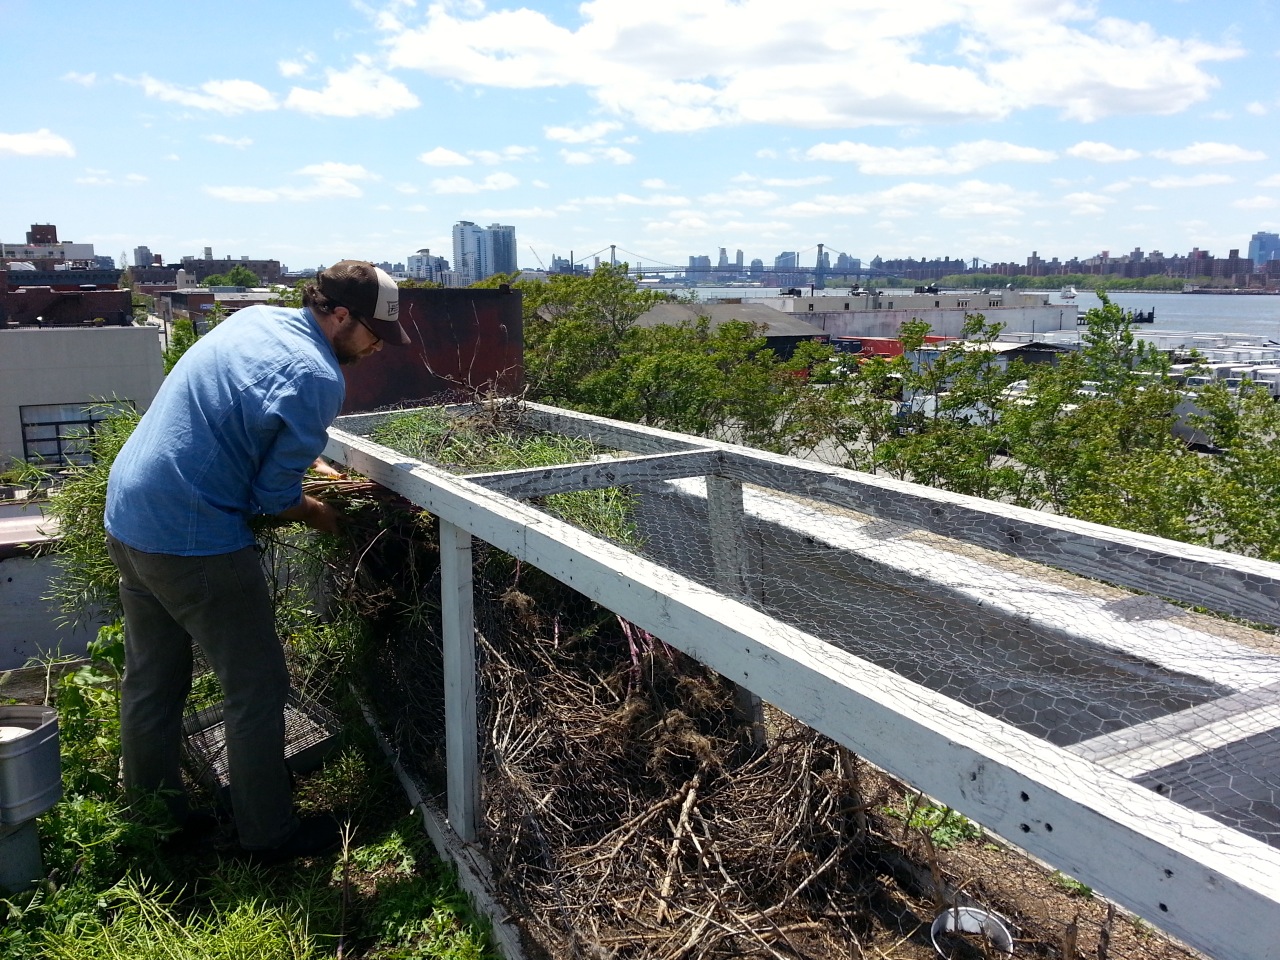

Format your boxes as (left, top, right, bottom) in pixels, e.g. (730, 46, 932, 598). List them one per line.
(440, 520, 480, 844)
(462, 449, 722, 499)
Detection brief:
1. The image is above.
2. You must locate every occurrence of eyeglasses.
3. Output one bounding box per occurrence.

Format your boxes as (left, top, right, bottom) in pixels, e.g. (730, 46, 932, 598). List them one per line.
(353, 315, 382, 343)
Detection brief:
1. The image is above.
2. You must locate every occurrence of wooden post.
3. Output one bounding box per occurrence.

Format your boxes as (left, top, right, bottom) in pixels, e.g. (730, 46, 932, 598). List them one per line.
(707, 476, 766, 749)
(439, 519, 480, 843)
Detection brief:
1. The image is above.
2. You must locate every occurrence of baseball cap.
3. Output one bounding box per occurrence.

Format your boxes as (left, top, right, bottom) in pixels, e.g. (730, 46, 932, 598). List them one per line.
(317, 260, 410, 345)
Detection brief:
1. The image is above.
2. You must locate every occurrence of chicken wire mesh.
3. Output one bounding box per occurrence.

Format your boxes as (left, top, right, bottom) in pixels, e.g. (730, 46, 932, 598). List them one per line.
(334, 400, 1279, 960)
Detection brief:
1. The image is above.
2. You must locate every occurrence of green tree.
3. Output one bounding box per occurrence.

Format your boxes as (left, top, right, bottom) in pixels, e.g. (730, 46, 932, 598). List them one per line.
(269, 278, 309, 308)
(202, 264, 260, 287)
(163, 318, 197, 373)
(873, 315, 1025, 499)
(1000, 293, 1209, 540)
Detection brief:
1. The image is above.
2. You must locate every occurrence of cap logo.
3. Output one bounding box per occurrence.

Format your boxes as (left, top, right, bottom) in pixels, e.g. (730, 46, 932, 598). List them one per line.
(385, 299, 399, 319)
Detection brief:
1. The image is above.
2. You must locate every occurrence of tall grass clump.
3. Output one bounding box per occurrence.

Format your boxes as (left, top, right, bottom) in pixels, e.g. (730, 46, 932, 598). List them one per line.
(370, 406, 639, 546)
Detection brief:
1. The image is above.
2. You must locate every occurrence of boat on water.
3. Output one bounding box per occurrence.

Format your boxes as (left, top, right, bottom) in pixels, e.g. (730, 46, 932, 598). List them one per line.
(1059, 286, 1078, 301)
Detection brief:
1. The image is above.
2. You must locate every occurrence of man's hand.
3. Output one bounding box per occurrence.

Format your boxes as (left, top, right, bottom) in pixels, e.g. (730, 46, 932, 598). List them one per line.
(309, 457, 344, 479)
(275, 494, 343, 534)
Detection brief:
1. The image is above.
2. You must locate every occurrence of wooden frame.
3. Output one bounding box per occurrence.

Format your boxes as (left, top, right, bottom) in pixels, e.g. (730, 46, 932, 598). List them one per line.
(329, 404, 1280, 960)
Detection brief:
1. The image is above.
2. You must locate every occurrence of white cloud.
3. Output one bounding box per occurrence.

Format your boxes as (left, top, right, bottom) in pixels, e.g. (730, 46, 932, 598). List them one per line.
(419, 147, 472, 166)
(574, 192, 690, 207)
(1260, 173, 1280, 188)
(756, 148, 778, 159)
(1246, 102, 1268, 116)
(430, 172, 520, 194)
(125, 74, 278, 114)
(544, 121, 623, 143)
(470, 145, 536, 164)
(642, 178, 670, 189)
(733, 173, 832, 187)
(125, 173, 148, 182)
(295, 162, 376, 180)
(782, 179, 1031, 221)
(558, 145, 632, 165)
(395, 183, 419, 194)
(531, 179, 550, 188)
(1232, 195, 1277, 210)
(380, 3, 1240, 132)
(278, 58, 310, 78)
(1062, 191, 1113, 215)
(62, 71, 96, 86)
(1067, 141, 1141, 163)
(284, 61, 419, 118)
(1148, 173, 1234, 188)
(600, 147, 634, 164)
(0, 128, 75, 157)
(204, 185, 280, 203)
(805, 140, 1054, 175)
(204, 134, 253, 148)
(204, 163, 374, 203)
(699, 188, 778, 207)
(1132, 204, 1160, 212)
(1154, 142, 1267, 164)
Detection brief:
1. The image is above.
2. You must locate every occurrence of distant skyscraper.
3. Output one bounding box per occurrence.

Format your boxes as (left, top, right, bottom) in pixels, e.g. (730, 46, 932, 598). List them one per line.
(717, 247, 729, 269)
(134, 246, 152, 268)
(774, 251, 798, 271)
(486, 223, 517, 276)
(735, 249, 744, 271)
(1248, 231, 1280, 267)
(451, 221, 517, 284)
(452, 221, 486, 284)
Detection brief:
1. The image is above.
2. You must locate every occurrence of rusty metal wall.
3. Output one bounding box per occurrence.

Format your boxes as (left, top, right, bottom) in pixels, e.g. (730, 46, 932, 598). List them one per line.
(340, 286, 524, 414)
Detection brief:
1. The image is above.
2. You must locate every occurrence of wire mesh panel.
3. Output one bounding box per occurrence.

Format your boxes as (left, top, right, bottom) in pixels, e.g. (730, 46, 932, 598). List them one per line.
(328, 400, 1280, 960)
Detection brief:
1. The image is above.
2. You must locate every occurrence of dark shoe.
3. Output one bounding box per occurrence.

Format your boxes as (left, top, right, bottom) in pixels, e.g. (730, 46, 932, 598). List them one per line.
(163, 809, 225, 853)
(240, 814, 343, 866)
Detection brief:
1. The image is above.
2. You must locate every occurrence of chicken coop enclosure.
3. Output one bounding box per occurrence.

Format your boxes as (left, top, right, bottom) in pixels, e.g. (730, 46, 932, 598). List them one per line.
(324, 400, 1280, 960)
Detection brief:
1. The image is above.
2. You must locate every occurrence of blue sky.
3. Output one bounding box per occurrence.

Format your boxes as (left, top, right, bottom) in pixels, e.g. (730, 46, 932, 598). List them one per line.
(2, 0, 1278, 274)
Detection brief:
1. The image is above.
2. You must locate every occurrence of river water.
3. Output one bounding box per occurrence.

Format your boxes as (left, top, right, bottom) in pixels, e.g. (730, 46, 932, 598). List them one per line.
(681, 285, 1280, 343)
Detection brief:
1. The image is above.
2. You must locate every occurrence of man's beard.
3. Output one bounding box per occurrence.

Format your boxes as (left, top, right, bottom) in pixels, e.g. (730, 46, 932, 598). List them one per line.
(332, 324, 370, 365)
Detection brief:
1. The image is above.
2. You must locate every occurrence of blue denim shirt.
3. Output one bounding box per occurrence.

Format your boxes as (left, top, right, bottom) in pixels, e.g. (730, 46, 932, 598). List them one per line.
(105, 304, 345, 556)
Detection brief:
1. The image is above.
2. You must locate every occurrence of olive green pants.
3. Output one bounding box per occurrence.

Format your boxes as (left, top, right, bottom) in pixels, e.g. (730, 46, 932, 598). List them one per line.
(106, 535, 297, 849)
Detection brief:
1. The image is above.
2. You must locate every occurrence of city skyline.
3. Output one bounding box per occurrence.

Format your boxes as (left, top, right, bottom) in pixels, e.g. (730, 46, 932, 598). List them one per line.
(3, 1, 1278, 271)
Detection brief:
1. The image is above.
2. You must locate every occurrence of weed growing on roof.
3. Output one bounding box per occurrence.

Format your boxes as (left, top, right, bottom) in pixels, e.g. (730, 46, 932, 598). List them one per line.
(883, 792, 982, 850)
(39, 407, 140, 626)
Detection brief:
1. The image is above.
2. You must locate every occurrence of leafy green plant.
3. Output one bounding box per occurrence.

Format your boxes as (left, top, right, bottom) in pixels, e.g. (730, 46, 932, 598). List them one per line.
(52, 622, 125, 795)
(41, 407, 140, 626)
(1051, 870, 1094, 898)
(883, 793, 982, 850)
